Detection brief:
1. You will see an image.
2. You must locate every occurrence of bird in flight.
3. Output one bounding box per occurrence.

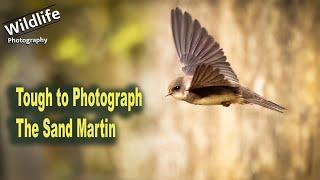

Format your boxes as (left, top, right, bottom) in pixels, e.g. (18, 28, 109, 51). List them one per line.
(167, 7, 286, 113)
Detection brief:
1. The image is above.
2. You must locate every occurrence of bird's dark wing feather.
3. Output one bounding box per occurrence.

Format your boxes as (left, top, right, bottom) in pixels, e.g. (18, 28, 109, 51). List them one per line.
(189, 64, 239, 90)
(171, 7, 239, 87)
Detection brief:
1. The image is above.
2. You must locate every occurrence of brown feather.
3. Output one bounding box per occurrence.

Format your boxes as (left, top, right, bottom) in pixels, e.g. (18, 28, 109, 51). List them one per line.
(241, 86, 286, 113)
(171, 7, 236, 78)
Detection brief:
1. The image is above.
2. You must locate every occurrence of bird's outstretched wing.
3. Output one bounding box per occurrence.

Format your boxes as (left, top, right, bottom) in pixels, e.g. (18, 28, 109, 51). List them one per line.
(171, 7, 239, 89)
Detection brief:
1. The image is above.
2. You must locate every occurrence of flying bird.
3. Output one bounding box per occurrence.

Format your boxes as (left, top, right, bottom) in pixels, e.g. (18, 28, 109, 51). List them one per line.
(167, 7, 286, 113)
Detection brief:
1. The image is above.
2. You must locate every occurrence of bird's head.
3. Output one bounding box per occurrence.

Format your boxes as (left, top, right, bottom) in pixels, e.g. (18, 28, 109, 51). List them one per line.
(166, 76, 186, 100)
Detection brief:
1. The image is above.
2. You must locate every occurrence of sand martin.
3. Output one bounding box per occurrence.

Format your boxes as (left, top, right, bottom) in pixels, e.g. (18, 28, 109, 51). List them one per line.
(167, 8, 286, 113)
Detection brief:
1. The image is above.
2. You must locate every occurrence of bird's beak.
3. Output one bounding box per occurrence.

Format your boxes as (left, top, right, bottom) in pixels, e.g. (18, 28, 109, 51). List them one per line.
(165, 93, 172, 97)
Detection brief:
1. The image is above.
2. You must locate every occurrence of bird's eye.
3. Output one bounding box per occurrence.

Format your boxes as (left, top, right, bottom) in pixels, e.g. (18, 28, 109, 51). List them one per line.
(174, 86, 180, 90)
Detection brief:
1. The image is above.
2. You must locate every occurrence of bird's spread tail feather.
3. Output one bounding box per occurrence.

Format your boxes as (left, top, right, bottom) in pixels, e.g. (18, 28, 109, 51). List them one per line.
(241, 87, 286, 113)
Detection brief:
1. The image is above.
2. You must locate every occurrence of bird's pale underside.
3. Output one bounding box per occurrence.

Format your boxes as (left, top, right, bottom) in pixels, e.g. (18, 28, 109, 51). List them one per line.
(167, 7, 286, 113)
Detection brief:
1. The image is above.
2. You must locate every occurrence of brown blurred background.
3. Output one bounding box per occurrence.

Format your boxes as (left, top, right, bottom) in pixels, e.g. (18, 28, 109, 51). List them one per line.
(1, 0, 320, 179)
